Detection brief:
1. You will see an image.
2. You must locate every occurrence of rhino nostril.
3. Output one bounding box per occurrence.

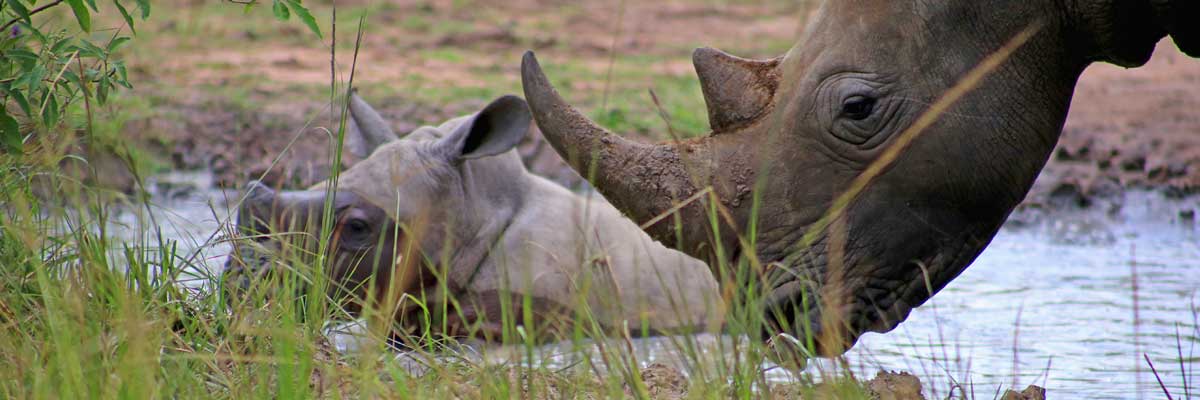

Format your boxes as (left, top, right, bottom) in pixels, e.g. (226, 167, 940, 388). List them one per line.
(245, 179, 266, 191)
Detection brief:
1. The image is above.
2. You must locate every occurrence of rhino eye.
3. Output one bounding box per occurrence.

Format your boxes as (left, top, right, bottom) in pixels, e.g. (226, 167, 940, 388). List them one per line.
(841, 96, 876, 120)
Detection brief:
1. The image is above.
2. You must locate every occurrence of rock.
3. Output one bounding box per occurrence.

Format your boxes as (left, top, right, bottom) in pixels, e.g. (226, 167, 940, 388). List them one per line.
(866, 371, 925, 400)
(1048, 182, 1092, 209)
(1120, 155, 1146, 172)
(1000, 385, 1047, 400)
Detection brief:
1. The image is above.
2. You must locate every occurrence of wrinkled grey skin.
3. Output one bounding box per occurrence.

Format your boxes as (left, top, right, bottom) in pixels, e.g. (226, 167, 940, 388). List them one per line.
(222, 94, 722, 340)
(521, 0, 1199, 356)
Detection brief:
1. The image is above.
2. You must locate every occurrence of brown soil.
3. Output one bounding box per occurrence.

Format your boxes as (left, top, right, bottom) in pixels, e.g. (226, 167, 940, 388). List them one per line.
(110, 0, 808, 191)
(1027, 40, 1200, 208)
(136, 1, 804, 93)
(129, 90, 489, 189)
(123, 88, 581, 191)
(116, 2, 1199, 211)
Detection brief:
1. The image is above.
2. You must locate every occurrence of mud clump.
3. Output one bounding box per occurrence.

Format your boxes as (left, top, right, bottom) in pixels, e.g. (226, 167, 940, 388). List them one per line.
(1001, 385, 1047, 400)
(628, 363, 689, 399)
(866, 371, 925, 400)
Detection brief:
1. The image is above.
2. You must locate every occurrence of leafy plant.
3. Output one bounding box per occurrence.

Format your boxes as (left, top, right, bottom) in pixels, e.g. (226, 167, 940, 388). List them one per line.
(0, 0, 148, 154)
(241, 0, 323, 39)
(0, 0, 320, 156)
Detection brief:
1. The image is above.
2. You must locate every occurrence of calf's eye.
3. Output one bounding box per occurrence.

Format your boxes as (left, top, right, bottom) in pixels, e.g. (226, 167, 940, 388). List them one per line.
(344, 218, 370, 237)
(841, 96, 876, 120)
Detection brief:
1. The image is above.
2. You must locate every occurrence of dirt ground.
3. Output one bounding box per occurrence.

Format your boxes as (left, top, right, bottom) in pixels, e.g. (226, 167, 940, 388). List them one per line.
(108, 1, 1200, 216)
(1031, 42, 1200, 208)
(120, 0, 806, 189)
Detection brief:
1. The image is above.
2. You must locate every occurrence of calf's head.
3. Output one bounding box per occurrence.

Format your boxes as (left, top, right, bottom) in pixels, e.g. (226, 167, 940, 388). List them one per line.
(222, 94, 532, 320)
(522, 0, 1197, 356)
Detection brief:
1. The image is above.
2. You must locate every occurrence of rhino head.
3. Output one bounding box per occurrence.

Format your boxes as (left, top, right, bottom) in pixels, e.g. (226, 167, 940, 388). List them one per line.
(522, 0, 1198, 356)
(222, 94, 532, 327)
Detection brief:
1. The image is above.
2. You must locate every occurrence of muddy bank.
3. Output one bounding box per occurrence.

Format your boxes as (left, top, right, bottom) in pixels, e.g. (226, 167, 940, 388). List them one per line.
(118, 89, 586, 192)
(1022, 42, 1200, 212)
(313, 353, 1047, 399)
(308, 338, 1047, 400)
(118, 44, 1199, 218)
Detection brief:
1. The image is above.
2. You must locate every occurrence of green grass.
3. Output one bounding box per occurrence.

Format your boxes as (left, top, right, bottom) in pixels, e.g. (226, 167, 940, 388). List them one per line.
(0, 116, 880, 400)
(3, 13, 838, 400)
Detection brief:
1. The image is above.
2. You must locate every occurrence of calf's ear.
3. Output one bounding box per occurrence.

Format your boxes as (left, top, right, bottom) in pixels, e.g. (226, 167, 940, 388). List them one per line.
(346, 90, 400, 159)
(439, 95, 531, 161)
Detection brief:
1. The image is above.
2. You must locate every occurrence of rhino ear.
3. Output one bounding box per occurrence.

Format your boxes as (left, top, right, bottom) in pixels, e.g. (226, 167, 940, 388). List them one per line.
(1072, 0, 1198, 67)
(1151, 1, 1200, 57)
(439, 95, 531, 161)
(345, 90, 400, 158)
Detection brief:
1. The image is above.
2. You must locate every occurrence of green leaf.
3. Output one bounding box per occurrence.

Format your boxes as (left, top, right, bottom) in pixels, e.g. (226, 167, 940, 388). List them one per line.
(76, 40, 106, 58)
(96, 79, 110, 105)
(114, 0, 137, 34)
(41, 94, 58, 127)
(64, 0, 92, 31)
(9, 0, 32, 27)
(114, 62, 131, 88)
(134, 0, 150, 19)
(50, 37, 75, 54)
(17, 66, 45, 92)
(6, 49, 40, 65)
(286, 0, 322, 38)
(107, 37, 132, 53)
(0, 108, 23, 154)
(64, 70, 87, 97)
(272, 0, 290, 21)
(83, 0, 98, 12)
(8, 89, 32, 118)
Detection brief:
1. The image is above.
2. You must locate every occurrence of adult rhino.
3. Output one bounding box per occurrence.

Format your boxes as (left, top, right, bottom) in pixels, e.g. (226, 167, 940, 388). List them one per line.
(521, 1, 1198, 357)
(222, 93, 722, 341)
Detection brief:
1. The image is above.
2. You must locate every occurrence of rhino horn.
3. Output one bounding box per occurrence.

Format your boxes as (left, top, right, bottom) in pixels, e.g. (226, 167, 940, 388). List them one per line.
(521, 51, 706, 246)
(346, 90, 399, 158)
(692, 47, 782, 132)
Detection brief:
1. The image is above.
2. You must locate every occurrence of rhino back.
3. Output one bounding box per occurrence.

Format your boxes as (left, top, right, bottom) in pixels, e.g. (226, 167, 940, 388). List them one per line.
(464, 175, 722, 333)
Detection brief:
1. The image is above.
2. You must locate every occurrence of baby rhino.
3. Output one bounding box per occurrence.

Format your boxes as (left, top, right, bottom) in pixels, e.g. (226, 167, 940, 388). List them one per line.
(222, 93, 722, 341)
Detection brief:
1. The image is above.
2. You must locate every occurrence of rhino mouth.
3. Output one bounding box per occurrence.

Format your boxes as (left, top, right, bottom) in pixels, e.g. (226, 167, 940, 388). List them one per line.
(221, 240, 278, 302)
(756, 244, 939, 357)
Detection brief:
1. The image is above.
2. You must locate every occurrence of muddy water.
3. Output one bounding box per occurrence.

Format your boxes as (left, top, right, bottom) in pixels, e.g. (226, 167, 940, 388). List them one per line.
(128, 172, 1198, 399)
(843, 191, 1200, 399)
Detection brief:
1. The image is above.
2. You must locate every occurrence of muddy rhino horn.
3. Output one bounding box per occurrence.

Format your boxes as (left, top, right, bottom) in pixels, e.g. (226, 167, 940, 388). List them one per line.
(346, 90, 400, 158)
(692, 47, 782, 132)
(521, 51, 702, 243)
